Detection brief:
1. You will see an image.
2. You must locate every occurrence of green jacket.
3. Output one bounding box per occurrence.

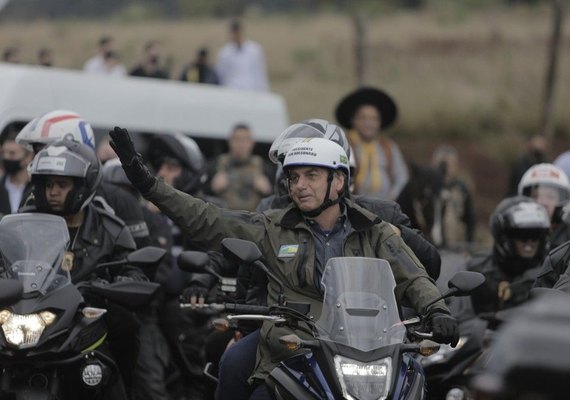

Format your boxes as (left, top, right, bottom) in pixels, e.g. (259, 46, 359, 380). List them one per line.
(146, 179, 447, 380)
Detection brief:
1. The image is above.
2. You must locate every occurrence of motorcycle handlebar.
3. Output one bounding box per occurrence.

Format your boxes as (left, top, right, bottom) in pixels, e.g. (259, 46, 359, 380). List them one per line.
(180, 302, 270, 315)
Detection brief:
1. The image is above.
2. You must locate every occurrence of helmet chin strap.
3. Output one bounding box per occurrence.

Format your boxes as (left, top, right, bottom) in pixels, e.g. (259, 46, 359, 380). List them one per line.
(301, 171, 342, 218)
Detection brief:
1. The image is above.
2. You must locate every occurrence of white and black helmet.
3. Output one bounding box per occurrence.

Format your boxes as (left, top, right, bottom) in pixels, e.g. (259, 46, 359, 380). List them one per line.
(518, 163, 570, 202)
(283, 137, 350, 177)
(490, 195, 550, 274)
(269, 119, 350, 165)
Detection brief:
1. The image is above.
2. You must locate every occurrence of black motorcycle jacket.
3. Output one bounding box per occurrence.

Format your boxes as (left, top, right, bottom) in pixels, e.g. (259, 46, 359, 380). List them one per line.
(533, 240, 570, 289)
(468, 250, 540, 314)
(95, 182, 151, 249)
(26, 203, 145, 284)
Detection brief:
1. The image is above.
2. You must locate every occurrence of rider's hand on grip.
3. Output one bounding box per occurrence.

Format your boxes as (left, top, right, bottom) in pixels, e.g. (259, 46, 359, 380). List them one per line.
(427, 311, 459, 347)
(92, 277, 110, 286)
(109, 126, 156, 195)
(181, 284, 209, 308)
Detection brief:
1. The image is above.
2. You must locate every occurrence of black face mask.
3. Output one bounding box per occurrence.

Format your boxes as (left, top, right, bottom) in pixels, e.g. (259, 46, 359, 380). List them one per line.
(3, 159, 24, 175)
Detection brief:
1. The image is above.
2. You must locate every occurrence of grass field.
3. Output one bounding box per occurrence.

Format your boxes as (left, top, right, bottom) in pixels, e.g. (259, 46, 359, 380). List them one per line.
(1, 4, 569, 241)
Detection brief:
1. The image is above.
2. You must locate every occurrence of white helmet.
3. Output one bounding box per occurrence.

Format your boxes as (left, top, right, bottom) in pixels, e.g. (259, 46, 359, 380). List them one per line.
(283, 137, 350, 177)
(16, 110, 95, 152)
(268, 119, 350, 165)
(518, 163, 570, 201)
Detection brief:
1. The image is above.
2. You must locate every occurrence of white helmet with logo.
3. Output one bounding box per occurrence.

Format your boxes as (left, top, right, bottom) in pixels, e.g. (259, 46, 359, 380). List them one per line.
(16, 110, 95, 153)
(283, 137, 350, 177)
(518, 163, 570, 201)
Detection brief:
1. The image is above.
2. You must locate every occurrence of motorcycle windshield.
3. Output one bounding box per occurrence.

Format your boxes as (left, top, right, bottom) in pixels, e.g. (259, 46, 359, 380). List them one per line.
(0, 213, 71, 294)
(315, 257, 406, 352)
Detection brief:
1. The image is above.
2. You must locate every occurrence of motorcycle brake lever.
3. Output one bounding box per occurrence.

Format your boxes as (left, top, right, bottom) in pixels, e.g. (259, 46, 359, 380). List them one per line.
(411, 330, 434, 339)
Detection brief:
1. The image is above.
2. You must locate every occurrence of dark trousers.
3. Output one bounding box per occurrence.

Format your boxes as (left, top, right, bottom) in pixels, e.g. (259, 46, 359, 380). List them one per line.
(215, 329, 260, 400)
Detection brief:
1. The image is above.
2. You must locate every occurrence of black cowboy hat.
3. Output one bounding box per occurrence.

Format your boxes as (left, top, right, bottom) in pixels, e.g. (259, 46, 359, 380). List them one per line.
(335, 87, 398, 130)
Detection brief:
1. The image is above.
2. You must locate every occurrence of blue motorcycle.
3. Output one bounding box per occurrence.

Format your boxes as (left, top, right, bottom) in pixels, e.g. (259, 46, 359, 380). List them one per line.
(185, 238, 484, 400)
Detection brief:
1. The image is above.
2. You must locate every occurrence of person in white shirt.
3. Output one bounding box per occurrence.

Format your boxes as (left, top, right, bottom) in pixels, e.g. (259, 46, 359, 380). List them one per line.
(84, 36, 126, 76)
(216, 20, 269, 92)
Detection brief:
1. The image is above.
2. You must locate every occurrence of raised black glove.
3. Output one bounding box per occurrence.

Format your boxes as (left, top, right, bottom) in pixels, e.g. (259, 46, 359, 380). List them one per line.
(109, 126, 156, 195)
(427, 311, 459, 347)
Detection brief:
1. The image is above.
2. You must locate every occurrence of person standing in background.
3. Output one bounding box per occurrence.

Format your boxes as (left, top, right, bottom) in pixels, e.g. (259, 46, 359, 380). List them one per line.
(207, 123, 272, 211)
(130, 40, 169, 80)
(335, 86, 408, 200)
(430, 144, 476, 249)
(2, 46, 20, 63)
(506, 134, 548, 197)
(180, 47, 219, 85)
(0, 128, 33, 216)
(216, 20, 269, 91)
(84, 35, 115, 74)
(37, 47, 53, 67)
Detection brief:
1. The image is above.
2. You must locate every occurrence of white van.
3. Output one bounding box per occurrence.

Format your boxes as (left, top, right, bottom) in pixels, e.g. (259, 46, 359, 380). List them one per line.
(0, 63, 289, 159)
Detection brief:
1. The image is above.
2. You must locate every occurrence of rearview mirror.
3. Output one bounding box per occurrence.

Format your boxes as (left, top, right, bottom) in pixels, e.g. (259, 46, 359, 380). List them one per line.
(178, 251, 210, 274)
(126, 246, 167, 267)
(447, 271, 485, 296)
(221, 238, 262, 264)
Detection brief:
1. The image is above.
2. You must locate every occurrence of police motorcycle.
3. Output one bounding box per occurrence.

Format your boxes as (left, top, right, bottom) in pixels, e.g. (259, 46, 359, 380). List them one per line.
(181, 238, 485, 400)
(0, 213, 165, 399)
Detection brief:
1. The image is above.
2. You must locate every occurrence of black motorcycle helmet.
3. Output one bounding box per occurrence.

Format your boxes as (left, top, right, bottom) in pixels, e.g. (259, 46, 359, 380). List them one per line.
(31, 139, 102, 215)
(146, 133, 206, 194)
(490, 195, 550, 276)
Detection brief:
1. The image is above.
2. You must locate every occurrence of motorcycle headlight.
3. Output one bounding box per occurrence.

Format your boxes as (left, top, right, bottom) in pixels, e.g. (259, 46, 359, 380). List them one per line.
(334, 355, 392, 400)
(0, 310, 57, 349)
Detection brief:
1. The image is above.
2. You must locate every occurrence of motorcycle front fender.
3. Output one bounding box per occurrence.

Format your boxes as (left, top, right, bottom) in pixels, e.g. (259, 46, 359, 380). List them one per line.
(267, 367, 320, 400)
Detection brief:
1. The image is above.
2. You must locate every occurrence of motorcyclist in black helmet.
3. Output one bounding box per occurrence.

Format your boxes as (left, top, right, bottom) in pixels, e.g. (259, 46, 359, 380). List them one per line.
(29, 139, 147, 397)
(146, 133, 208, 196)
(468, 195, 550, 315)
(145, 133, 222, 400)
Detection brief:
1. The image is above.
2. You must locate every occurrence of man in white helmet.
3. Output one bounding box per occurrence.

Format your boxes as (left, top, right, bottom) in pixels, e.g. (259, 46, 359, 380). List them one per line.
(109, 127, 458, 397)
(517, 163, 570, 290)
(518, 163, 570, 247)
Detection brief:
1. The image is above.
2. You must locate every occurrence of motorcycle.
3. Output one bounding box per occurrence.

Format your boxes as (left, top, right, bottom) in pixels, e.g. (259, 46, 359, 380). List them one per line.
(422, 270, 542, 400)
(0, 213, 165, 400)
(182, 238, 485, 400)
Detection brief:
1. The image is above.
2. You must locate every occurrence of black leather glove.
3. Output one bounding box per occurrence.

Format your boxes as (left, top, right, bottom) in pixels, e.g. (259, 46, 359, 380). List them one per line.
(109, 126, 156, 195)
(426, 311, 460, 347)
(180, 284, 209, 305)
